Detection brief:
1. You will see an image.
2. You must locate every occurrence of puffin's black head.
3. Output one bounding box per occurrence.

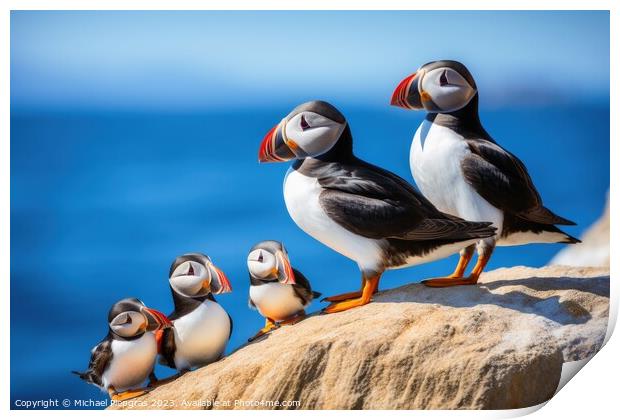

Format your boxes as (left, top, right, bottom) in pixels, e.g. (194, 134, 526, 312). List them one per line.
(246, 240, 296, 285)
(391, 60, 477, 113)
(258, 100, 348, 163)
(107, 297, 171, 339)
(168, 253, 232, 298)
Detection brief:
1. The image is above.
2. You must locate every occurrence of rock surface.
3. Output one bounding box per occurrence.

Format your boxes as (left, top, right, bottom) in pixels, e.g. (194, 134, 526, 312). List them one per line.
(551, 194, 609, 267)
(111, 265, 609, 410)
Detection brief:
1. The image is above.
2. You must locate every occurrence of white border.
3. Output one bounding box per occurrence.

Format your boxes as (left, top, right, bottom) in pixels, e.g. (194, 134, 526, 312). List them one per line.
(2, 2, 616, 420)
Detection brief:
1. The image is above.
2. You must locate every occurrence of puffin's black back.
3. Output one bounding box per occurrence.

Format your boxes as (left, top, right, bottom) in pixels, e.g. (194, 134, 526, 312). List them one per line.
(72, 333, 113, 387)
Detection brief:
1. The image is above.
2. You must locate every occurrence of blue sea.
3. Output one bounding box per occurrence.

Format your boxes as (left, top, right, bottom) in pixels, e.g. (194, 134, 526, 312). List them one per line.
(10, 104, 609, 408)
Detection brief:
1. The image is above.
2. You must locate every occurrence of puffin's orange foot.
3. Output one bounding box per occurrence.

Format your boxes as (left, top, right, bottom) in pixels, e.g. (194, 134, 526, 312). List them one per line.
(321, 291, 362, 303)
(248, 323, 279, 342)
(422, 275, 479, 288)
(322, 297, 371, 314)
(278, 312, 306, 326)
(111, 388, 149, 402)
(323, 273, 380, 313)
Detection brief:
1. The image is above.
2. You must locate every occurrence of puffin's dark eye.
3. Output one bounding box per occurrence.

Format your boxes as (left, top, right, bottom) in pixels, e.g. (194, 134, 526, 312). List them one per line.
(187, 264, 194, 276)
(258, 251, 264, 263)
(300, 115, 310, 131)
(439, 70, 449, 87)
(124, 314, 132, 325)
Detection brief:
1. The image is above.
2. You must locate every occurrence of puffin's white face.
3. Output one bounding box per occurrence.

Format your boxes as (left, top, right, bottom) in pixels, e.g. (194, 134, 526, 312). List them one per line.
(247, 248, 277, 279)
(109, 310, 148, 338)
(169, 255, 233, 297)
(259, 105, 347, 163)
(283, 111, 346, 158)
(246, 244, 296, 284)
(169, 260, 211, 297)
(391, 61, 477, 113)
(419, 67, 476, 112)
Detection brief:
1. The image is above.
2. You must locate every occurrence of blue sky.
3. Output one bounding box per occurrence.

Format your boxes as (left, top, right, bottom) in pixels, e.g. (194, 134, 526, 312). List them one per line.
(11, 11, 609, 111)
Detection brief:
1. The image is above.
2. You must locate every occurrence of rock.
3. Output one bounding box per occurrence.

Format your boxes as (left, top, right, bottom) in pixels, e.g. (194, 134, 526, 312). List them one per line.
(110, 266, 609, 410)
(551, 194, 610, 267)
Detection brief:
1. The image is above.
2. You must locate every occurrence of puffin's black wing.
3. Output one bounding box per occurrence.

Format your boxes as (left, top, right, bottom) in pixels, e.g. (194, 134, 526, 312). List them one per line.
(318, 159, 496, 241)
(72, 337, 113, 387)
(158, 327, 177, 369)
(290, 268, 316, 306)
(462, 139, 575, 225)
(227, 313, 234, 339)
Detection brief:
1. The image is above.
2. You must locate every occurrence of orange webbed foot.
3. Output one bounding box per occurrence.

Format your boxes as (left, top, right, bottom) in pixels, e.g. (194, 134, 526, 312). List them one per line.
(248, 319, 279, 342)
(321, 291, 363, 303)
(110, 388, 149, 402)
(322, 297, 372, 314)
(322, 274, 380, 313)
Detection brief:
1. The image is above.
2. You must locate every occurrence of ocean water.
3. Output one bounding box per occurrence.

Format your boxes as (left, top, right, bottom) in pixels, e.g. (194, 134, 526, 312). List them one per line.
(10, 104, 609, 408)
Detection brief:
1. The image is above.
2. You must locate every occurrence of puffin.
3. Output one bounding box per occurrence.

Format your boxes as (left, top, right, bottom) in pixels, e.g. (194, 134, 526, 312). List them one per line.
(158, 253, 233, 373)
(258, 100, 497, 313)
(247, 240, 321, 341)
(72, 298, 172, 401)
(390, 60, 579, 287)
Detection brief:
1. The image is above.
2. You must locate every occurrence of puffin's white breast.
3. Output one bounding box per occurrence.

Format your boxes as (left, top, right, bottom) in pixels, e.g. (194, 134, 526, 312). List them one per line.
(102, 333, 157, 392)
(283, 167, 385, 272)
(410, 120, 503, 235)
(249, 283, 305, 322)
(172, 300, 230, 370)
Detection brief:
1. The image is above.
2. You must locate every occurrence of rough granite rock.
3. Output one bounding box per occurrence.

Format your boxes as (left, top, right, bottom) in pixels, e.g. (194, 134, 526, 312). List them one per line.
(111, 265, 609, 410)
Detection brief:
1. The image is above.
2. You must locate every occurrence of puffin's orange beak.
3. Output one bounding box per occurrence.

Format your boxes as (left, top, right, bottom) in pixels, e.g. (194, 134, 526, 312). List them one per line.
(276, 251, 296, 285)
(258, 122, 296, 163)
(390, 72, 422, 110)
(209, 262, 233, 294)
(143, 307, 172, 331)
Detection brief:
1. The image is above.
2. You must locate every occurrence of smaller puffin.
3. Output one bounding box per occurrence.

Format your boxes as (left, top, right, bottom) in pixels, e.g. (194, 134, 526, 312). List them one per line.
(247, 240, 321, 341)
(72, 298, 171, 401)
(159, 253, 233, 373)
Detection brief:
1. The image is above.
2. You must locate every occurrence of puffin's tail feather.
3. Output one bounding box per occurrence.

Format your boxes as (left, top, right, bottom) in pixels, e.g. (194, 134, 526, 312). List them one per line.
(559, 231, 581, 244)
(312, 291, 322, 299)
(533, 223, 581, 244)
(539, 226, 581, 244)
(72, 370, 94, 384)
(523, 206, 576, 226)
(505, 220, 581, 245)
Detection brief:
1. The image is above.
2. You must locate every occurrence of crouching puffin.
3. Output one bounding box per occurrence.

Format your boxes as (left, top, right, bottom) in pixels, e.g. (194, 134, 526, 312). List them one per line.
(390, 60, 579, 287)
(72, 298, 171, 401)
(258, 100, 497, 313)
(158, 253, 233, 373)
(247, 240, 321, 341)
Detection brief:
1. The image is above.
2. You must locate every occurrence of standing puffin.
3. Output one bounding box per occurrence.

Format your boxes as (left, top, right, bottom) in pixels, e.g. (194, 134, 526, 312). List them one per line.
(158, 253, 233, 372)
(247, 240, 321, 341)
(72, 298, 171, 401)
(258, 100, 496, 313)
(390, 60, 579, 287)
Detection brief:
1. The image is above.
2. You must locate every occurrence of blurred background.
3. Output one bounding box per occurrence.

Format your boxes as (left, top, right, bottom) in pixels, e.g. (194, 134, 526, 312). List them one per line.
(10, 11, 609, 408)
